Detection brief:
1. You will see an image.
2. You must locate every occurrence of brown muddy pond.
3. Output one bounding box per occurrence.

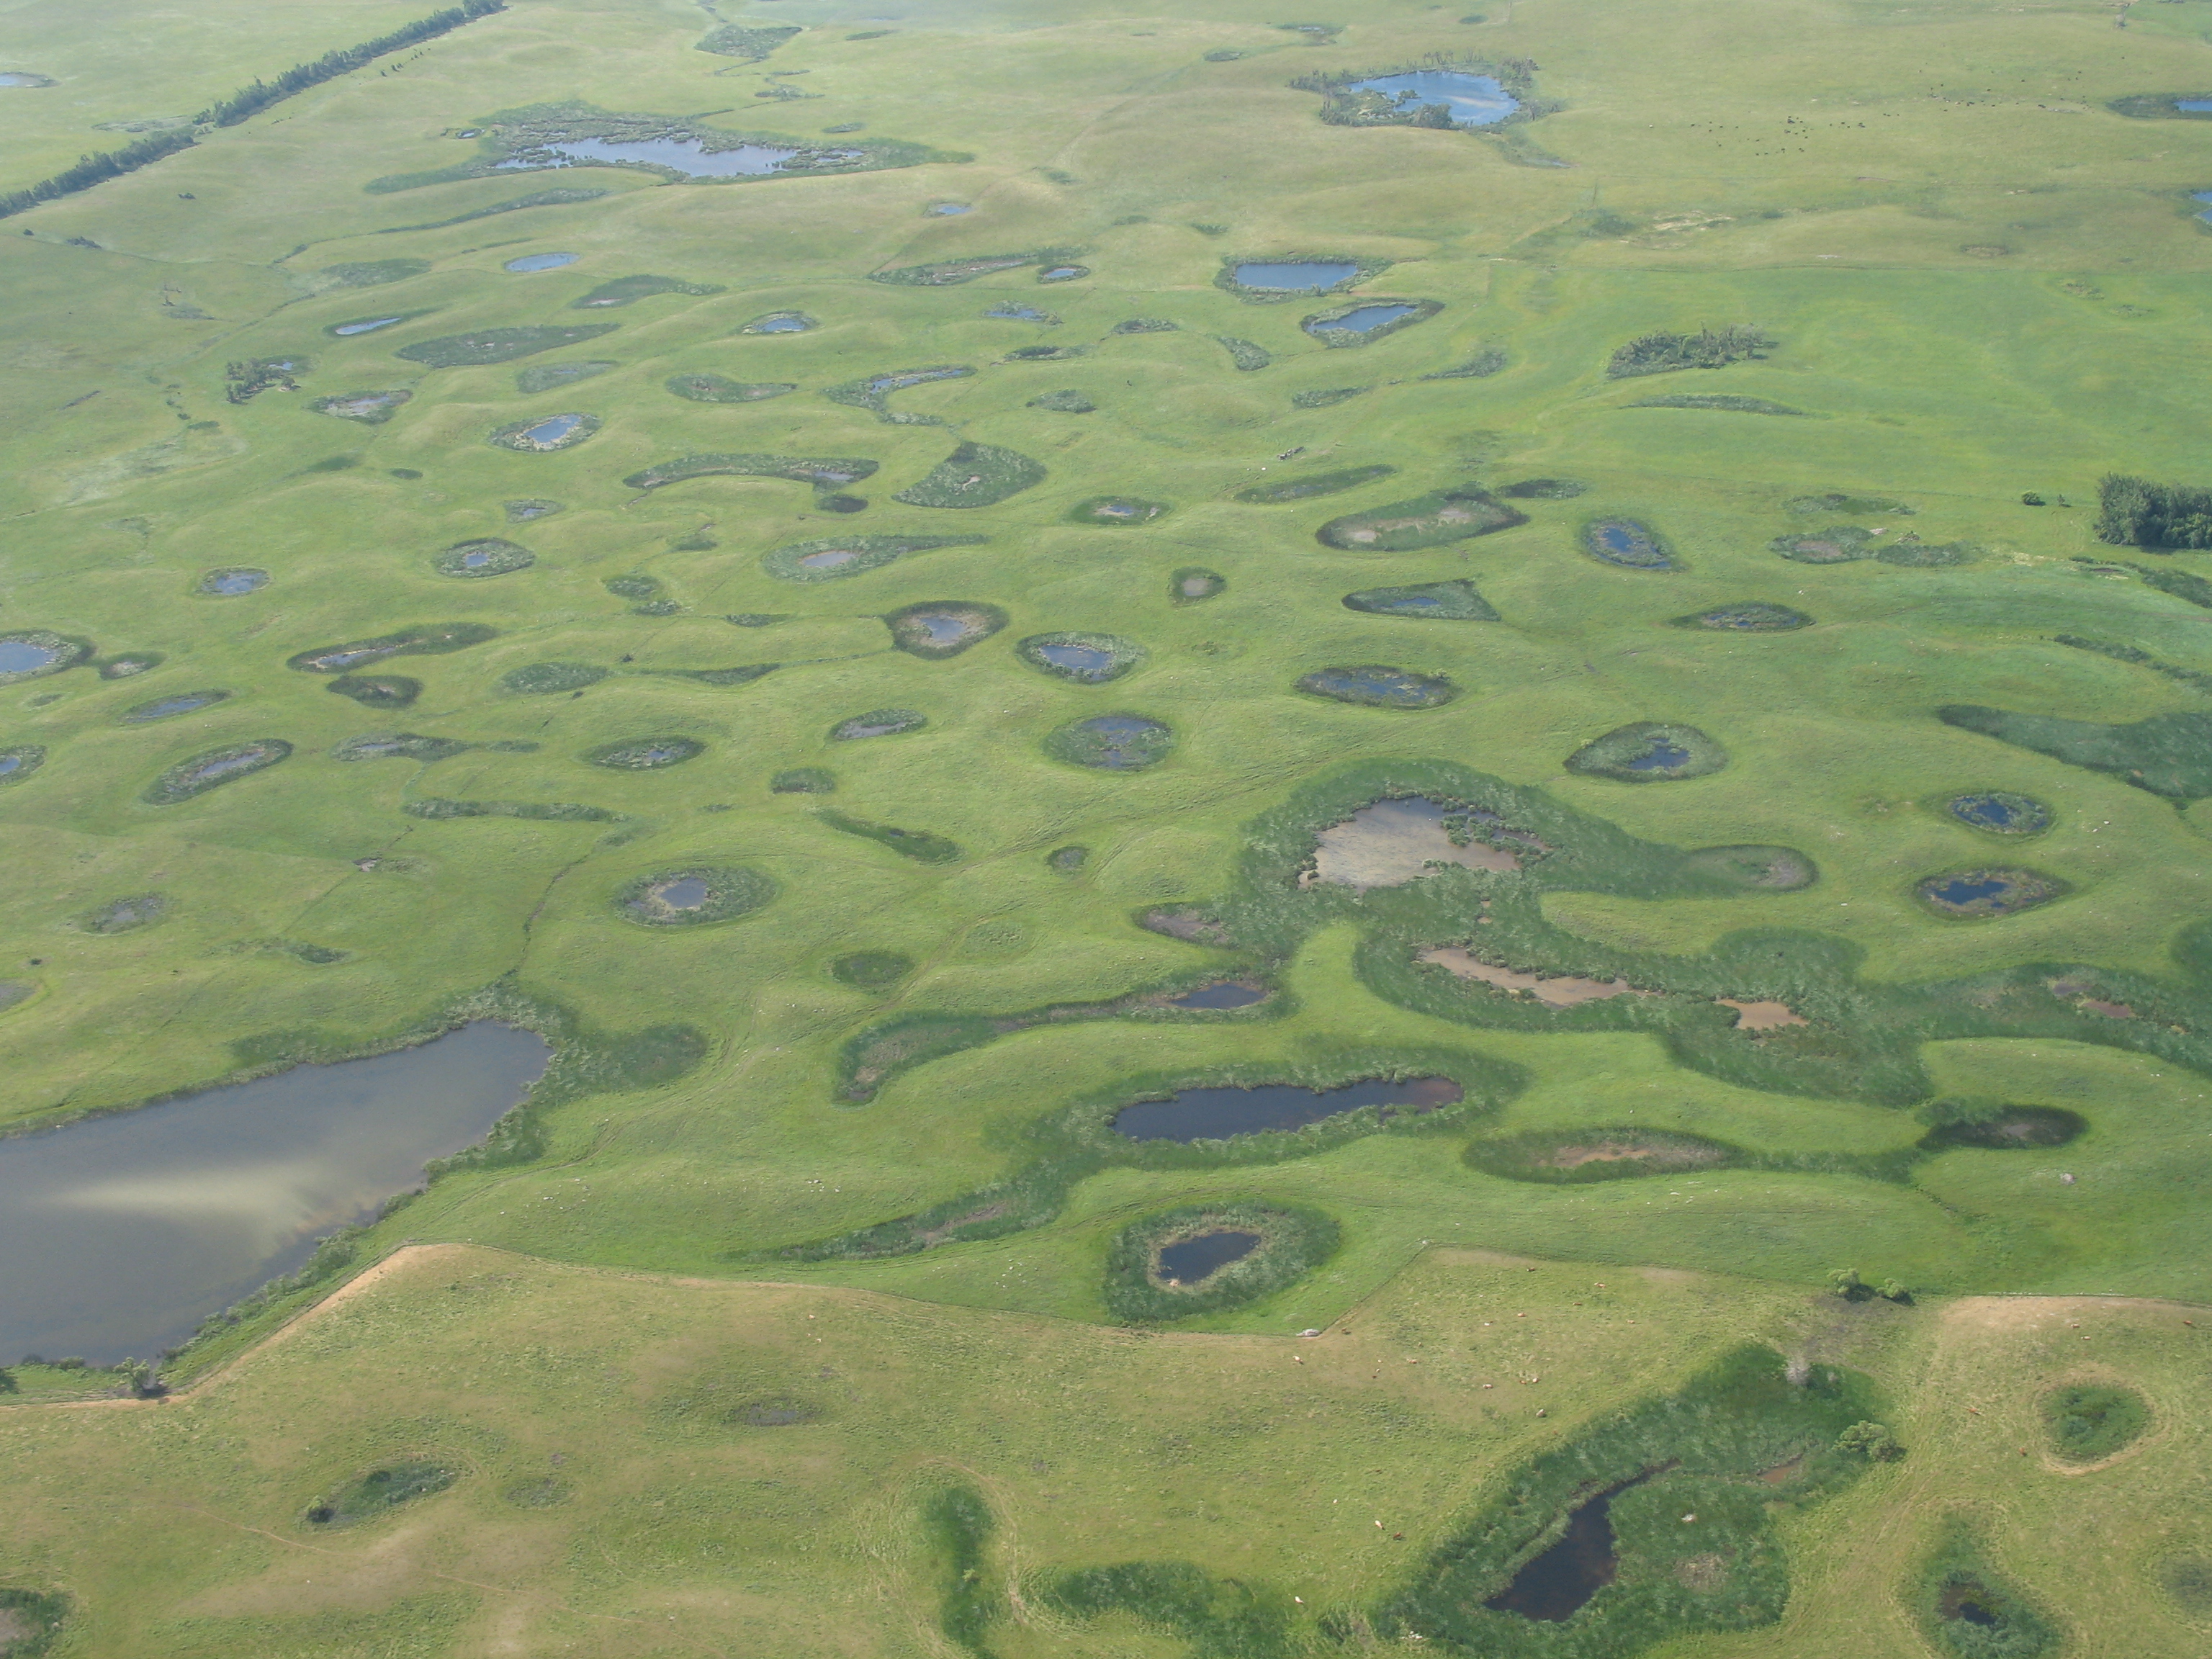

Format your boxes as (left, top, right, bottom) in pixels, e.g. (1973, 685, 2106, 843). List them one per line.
(1305, 798, 1542, 892)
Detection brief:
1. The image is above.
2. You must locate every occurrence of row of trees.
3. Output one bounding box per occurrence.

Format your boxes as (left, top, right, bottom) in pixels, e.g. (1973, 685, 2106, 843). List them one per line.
(0, 0, 505, 220)
(2095, 472, 2212, 549)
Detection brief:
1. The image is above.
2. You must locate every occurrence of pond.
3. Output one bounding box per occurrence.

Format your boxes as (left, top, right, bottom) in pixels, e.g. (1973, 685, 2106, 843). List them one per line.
(1038, 265, 1089, 282)
(1038, 642, 1114, 674)
(1484, 1475, 1643, 1622)
(832, 709, 925, 739)
(2182, 100, 2212, 112)
(521, 413, 585, 445)
(750, 312, 811, 332)
(1165, 981, 1267, 1010)
(0, 72, 52, 87)
(332, 316, 405, 336)
(1297, 665, 1457, 708)
(926, 202, 971, 215)
(199, 568, 270, 596)
(1235, 260, 1359, 291)
(0, 1022, 549, 1365)
(1624, 739, 1691, 771)
(122, 692, 228, 723)
(1113, 1076, 1461, 1141)
(1948, 791, 2051, 835)
(1583, 519, 1674, 570)
(0, 639, 60, 675)
(1156, 1230, 1261, 1284)
(652, 877, 709, 909)
(504, 252, 579, 272)
(1346, 68, 1519, 126)
(1916, 867, 2065, 919)
(1305, 302, 1420, 338)
(502, 137, 860, 179)
(985, 303, 1053, 321)
(1308, 796, 1531, 891)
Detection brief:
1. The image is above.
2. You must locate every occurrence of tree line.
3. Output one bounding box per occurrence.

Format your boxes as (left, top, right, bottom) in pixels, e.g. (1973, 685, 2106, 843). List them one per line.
(2097, 472, 2212, 549)
(0, 0, 504, 220)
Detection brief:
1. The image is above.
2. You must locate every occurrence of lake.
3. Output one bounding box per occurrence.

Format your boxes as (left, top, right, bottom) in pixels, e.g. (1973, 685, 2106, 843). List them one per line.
(0, 1022, 550, 1365)
(1347, 69, 1519, 126)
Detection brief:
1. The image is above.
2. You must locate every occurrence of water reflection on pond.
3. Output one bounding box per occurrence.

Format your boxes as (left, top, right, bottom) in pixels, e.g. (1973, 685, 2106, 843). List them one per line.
(1112, 1076, 1460, 1141)
(0, 1022, 550, 1364)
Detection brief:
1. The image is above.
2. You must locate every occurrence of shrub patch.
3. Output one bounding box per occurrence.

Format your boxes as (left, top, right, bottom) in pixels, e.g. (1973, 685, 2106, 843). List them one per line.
(1046, 714, 1174, 770)
(819, 809, 962, 863)
(515, 360, 614, 394)
(894, 441, 1046, 508)
(1671, 602, 1810, 631)
(405, 798, 616, 822)
(0, 1587, 68, 1658)
(2042, 1382, 2149, 1463)
(311, 389, 411, 423)
(1028, 388, 1095, 412)
(824, 364, 974, 423)
(1946, 791, 2051, 835)
(616, 865, 776, 925)
(1216, 336, 1271, 369)
(396, 325, 618, 367)
(1238, 464, 1395, 503)
(1606, 325, 1775, 378)
(1318, 487, 1524, 549)
(885, 601, 1006, 657)
(832, 708, 925, 739)
(1102, 1202, 1339, 1320)
(572, 274, 724, 308)
(304, 1462, 456, 1529)
(772, 767, 835, 793)
(502, 662, 605, 694)
(667, 373, 795, 403)
(328, 674, 421, 707)
(1917, 1100, 2085, 1151)
(1344, 578, 1498, 620)
(585, 737, 704, 770)
(696, 22, 800, 58)
(434, 538, 535, 577)
(1499, 477, 1588, 499)
(1466, 1126, 1742, 1183)
(763, 534, 985, 583)
(96, 653, 161, 680)
(1566, 721, 1726, 781)
(1629, 393, 1811, 415)
(287, 624, 498, 674)
(142, 740, 292, 804)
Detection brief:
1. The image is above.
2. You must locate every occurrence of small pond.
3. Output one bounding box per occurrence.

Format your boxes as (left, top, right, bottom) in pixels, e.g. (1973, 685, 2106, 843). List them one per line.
(1346, 68, 1519, 126)
(502, 137, 859, 179)
(985, 303, 1053, 321)
(926, 202, 970, 215)
(1235, 260, 1359, 292)
(651, 877, 709, 910)
(521, 413, 585, 444)
(1298, 665, 1457, 708)
(1583, 519, 1674, 570)
(1038, 264, 1089, 282)
(1051, 714, 1172, 770)
(122, 691, 228, 723)
(504, 252, 579, 272)
(832, 709, 925, 739)
(332, 316, 405, 336)
(1948, 791, 2050, 835)
(2182, 100, 2212, 112)
(751, 312, 811, 332)
(1166, 981, 1267, 1010)
(1112, 1075, 1461, 1141)
(1156, 1230, 1261, 1284)
(0, 72, 53, 87)
(1484, 1475, 1643, 1622)
(1624, 739, 1691, 772)
(1916, 867, 2065, 919)
(1308, 796, 1532, 891)
(1305, 302, 1419, 338)
(198, 568, 270, 596)
(0, 639, 61, 675)
(0, 750, 37, 781)
(0, 1022, 549, 1365)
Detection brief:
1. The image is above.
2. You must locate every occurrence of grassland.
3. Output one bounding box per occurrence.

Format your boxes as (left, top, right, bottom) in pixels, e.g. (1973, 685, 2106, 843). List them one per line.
(6, 0, 2212, 1648)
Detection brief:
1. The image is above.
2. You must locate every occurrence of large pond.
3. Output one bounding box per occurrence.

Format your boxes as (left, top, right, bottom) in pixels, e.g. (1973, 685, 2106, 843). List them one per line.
(1156, 1230, 1260, 1284)
(1305, 303, 1421, 338)
(0, 1022, 549, 1366)
(502, 137, 861, 179)
(0, 639, 60, 675)
(1112, 1076, 1461, 1141)
(1484, 1475, 1644, 1621)
(1346, 69, 1519, 126)
(1235, 261, 1358, 291)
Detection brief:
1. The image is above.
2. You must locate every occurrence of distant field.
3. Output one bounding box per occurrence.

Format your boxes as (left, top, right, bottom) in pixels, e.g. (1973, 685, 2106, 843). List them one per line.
(5, 0, 2212, 1650)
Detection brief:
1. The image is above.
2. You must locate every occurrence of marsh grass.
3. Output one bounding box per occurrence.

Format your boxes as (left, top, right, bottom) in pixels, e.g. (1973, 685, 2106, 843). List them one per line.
(305, 1461, 456, 1529)
(817, 810, 961, 864)
(395, 325, 617, 368)
(894, 442, 1046, 508)
(2041, 1384, 2148, 1461)
(1917, 1525, 2057, 1657)
(924, 1485, 1002, 1658)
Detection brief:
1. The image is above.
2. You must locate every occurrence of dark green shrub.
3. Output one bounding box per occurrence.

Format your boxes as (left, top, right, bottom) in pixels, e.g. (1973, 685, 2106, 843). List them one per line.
(305, 1462, 457, 1528)
(1317, 487, 1523, 549)
(1606, 325, 1774, 378)
(0, 1587, 70, 1657)
(287, 624, 497, 673)
(585, 737, 703, 770)
(819, 811, 961, 863)
(2042, 1383, 2148, 1461)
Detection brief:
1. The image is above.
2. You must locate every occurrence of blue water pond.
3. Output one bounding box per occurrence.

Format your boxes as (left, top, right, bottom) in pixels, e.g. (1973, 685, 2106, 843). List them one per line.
(1306, 302, 1420, 337)
(504, 252, 578, 272)
(1347, 68, 1519, 126)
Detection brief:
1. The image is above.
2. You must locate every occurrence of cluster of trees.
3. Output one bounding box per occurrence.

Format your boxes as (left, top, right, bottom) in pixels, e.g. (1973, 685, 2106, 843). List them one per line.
(0, 0, 504, 220)
(2095, 472, 2212, 549)
(1606, 325, 1776, 378)
(1830, 1266, 1911, 1302)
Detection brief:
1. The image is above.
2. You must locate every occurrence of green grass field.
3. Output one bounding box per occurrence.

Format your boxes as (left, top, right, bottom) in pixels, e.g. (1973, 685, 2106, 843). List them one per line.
(6, 0, 2212, 1649)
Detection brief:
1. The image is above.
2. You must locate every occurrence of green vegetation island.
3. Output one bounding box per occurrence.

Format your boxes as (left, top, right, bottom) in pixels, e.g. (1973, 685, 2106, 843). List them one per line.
(0, 0, 2208, 1653)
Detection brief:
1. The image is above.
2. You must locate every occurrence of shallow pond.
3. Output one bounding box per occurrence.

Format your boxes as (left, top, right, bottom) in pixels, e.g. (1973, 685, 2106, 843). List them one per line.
(926, 202, 970, 215)
(1624, 739, 1691, 771)
(504, 252, 579, 272)
(1948, 791, 2050, 834)
(751, 312, 811, 332)
(1057, 714, 1170, 769)
(1308, 797, 1529, 891)
(1166, 981, 1267, 1010)
(199, 568, 269, 596)
(1038, 265, 1089, 282)
(0, 639, 60, 675)
(0, 1022, 549, 1365)
(521, 413, 586, 445)
(0, 72, 51, 87)
(2182, 100, 2212, 112)
(1114, 1076, 1460, 1141)
(1485, 1477, 1640, 1621)
(1235, 260, 1358, 291)
(1917, 867, 2064, 918)
(2195, 189, 2212, 222)
(1298, 665, 1456, 707)
(833, 709, 925, 739)
(122, 692, 228, 723)
(504, 137, 858, 179)
(332, 315, 405, 336)
(652, 877, 710, 909)
(1306, 302, 1419, 338)
(1347, 68, 1519, 125)
(1156, 1230, 1261, 1284)
(985, 303, 1053, 321)
(1584, 519, 1673, 570)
